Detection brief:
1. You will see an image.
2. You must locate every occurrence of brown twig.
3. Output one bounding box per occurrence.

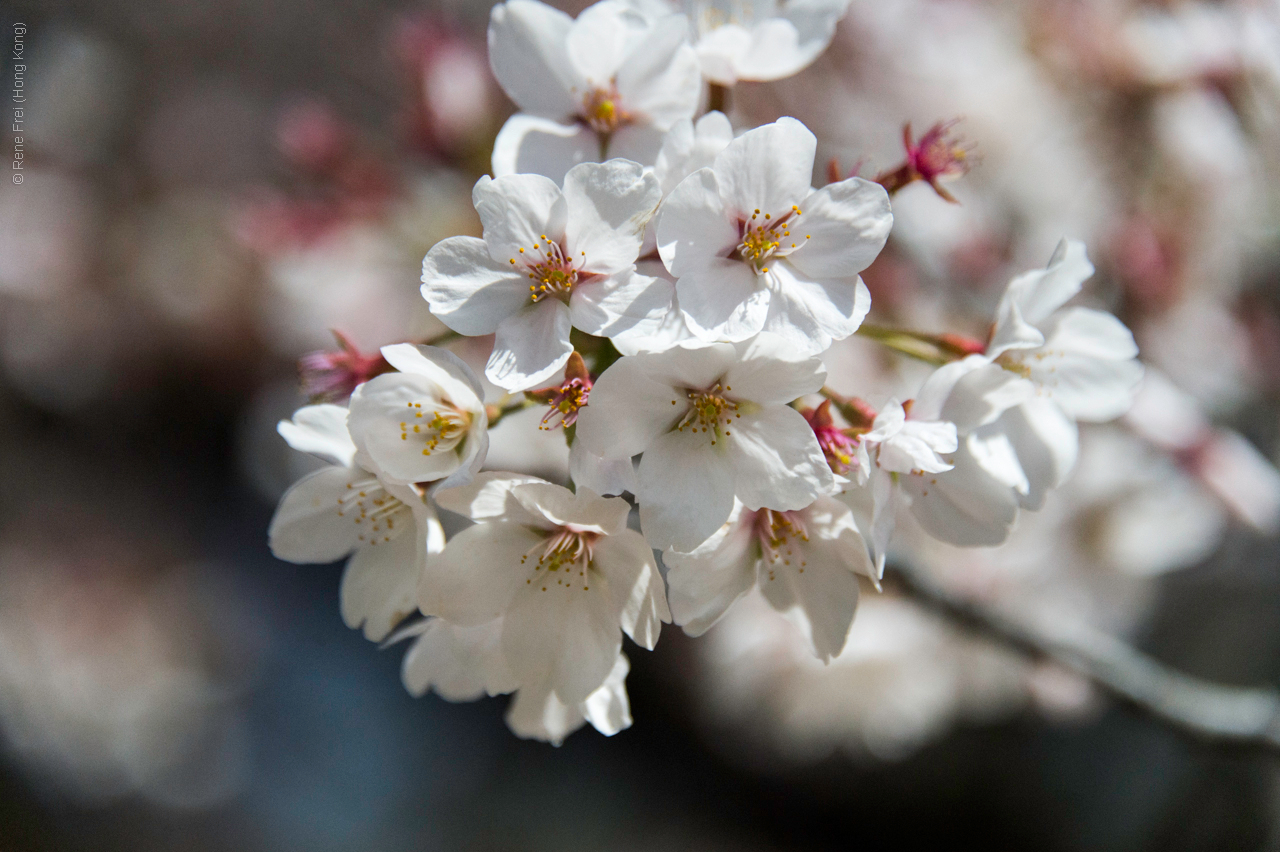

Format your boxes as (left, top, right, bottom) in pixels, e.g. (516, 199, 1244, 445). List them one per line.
(891, 559, 1280, 752)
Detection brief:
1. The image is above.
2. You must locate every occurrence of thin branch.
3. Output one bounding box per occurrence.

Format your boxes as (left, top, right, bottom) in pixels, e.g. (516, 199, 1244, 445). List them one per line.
(891, 559, 1280, 752)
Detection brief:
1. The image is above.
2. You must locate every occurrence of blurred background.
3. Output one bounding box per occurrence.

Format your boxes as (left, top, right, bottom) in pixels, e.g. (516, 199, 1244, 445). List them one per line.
(2, 0, 1280, 848)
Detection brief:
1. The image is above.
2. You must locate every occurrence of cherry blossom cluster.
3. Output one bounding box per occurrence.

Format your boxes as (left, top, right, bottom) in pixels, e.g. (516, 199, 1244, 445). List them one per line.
(268, 0, 1143, 744)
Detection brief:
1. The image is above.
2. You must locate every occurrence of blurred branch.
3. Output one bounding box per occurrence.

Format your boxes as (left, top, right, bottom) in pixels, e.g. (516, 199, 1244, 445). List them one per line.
(891, 559, 1280, 752)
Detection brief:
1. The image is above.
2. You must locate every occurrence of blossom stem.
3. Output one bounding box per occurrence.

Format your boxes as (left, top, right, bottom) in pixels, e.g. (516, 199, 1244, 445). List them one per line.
(855, 323, 984, 365)
(486, 396, 537, 428)
(707, 83, 729, 115)
(892, 559, 1280, 753)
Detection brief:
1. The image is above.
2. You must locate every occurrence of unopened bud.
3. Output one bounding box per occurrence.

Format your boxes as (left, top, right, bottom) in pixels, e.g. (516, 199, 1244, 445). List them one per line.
(299, 330, 391, 402)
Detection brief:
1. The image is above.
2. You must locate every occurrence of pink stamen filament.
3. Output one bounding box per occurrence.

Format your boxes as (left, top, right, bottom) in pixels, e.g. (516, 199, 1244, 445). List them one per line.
(520, 527, 600, 591)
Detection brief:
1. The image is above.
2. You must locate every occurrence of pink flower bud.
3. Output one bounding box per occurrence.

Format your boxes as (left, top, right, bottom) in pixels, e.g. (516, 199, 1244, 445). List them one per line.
(299, 331, 391, 402)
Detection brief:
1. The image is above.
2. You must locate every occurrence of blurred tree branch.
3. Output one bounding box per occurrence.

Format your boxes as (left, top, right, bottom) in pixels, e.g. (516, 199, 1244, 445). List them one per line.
(892, 560, 1280, 752)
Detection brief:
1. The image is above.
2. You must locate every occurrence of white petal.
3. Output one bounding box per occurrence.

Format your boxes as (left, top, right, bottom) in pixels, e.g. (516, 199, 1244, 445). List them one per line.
(677, 258, 771, 342)
(569, 440, 637, 496)
(505, 682, 587, 745)
(721, 338, 826, 404)
(512, 482, 630, 534)
(433, 470, 548, 523)
(773, 0, 851, 76)
(726, 18, 807, 81)
(604, 123, 667, 169)
(1002, 238, 1094, 326)
(902, 442, 1019, 547)
(340, 523, 420, 641)
(999, 399, 1079, 511)
(419, 521, 540, 625)
(654, 110, 734, 195)
(565, 0, 647, 84)
(503, 576, 623, 705)
(563, 159, 660, 273)
(1012, 327, 1143, 424)
(911, 355, 989, 423)
(593, 529, 670, 649)
(876, 420, 958, 475)
(1045, 306, 1139, 360)
(473, 173, 568, 264)
(488, 0, 581, 118)
(965, 429, 1030, 495)
(421, 236, 531, 335)
(694, 23, 753, 85)
(729, 404, 833, 510)
(379, 343, 485, 410)
(580, 653, 633, 736)
(656, 167, 738, 277)
(614, 13, 702, 128)
(492, 114, 599, 185)
(788, 178, 892, 280)
(936, 360, 1036, 434)
(637, 427, 736, 551)
(664, 504, 757, 635)
(278, 404, 356, 468)
(401, 617, 518, 701)
(759, 263, 870, 354)
(571, 267, 674, 339)
(712, 117, 816, 217)
(487, 299, 574, 392)
(268, 466, 364, 563)
(757, 519, 861, 661)
(1030, 307, 1143, 422)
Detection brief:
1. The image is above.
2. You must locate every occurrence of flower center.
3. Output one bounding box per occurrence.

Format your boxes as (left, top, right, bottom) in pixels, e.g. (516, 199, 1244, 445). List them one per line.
(686, 0, 761, 38)
(674, 382, 741, 446)
(521, 527, 599, 592)
(399, 401, 471, 456)
(753, 508, 809, 573)
(736, 206, 808, 273)
(509, 235, 583, 303)
(337, 477, 412, 546)
(540, 378, 590, 430)
(994, 351, 1033, 379)
(581, 85, 629, 135)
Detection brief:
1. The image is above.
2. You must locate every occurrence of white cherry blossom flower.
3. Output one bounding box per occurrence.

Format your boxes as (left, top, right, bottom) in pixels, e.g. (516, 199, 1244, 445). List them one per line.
(398, 617, 634, 745)
(488, 0, 702, 183)
(944, 240, 1144, 510)
(986, 239, 1143, 426)
(268, 404, 444, 642)
(665, 495, 874, 662)
(840, 367, 1033, 573)
(633, 0, 853, 85)
(347, 343, 490, 486)
(656, 117, 892, 354)
(421, 160, 666, 391)
(575, 336, 833, 551)
(422, 473, 670, 706)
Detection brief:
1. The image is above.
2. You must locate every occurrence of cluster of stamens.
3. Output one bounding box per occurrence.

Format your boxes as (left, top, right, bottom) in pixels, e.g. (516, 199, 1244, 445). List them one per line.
(337, 478, 410, 546)
(510, 235, 583, 303)
(540, 378, 589, 430)
(580, 84, 629, 135)
(736, 206, 809, 273)
(674, 383, 740, 445)
(521, 527, 599, 592)
(802, 399, 863, 475)
(753, 508, 809, 578)
(399, 401, 470, 456)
